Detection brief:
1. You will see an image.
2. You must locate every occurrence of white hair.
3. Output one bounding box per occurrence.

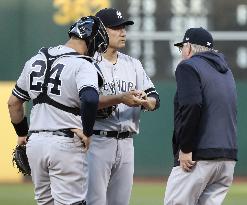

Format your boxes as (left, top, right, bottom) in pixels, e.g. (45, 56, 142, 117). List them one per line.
(190, 43, 218, 54)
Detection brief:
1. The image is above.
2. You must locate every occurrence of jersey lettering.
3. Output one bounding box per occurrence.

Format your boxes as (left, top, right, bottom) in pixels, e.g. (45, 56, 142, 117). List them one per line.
(30, 60, 64, 95)
(108, 82, 116, 93)
(30, 60, 46, 92)
(49, 64, 64, 95)
(102, 80, 135, 94)
(128, 82, 134, 91)
(120, 81, 127, 92)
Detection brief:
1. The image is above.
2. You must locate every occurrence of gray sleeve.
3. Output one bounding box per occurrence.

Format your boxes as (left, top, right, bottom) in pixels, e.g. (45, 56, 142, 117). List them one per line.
(76, 60, 99, 93)
(12, 62, 31, 101)
(134, 59, 160, 110)
(135, 59, 158, 95)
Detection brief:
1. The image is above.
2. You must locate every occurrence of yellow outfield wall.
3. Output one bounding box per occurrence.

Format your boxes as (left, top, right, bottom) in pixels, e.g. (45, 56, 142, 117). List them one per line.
(0, 82, 23, 182)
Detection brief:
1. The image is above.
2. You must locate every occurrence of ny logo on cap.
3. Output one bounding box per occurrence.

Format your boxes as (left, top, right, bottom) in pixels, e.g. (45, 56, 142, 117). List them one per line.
(116, 11, 122, 19)
(207, 42, 211, 46)
(185, 37, 189, 41)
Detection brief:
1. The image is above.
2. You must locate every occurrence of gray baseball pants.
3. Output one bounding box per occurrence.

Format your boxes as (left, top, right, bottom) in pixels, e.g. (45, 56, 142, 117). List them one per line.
(164, 160, 236, 205)
(26, 132, 87, 205)
(86, 135, 134, 205)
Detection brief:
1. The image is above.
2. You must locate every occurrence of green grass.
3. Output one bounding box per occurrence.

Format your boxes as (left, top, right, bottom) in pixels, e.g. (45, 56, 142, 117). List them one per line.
(0, 182, 246, 205)
(130, 182, 247, 205)
(223, 183, 247, 204)
(0, 184, 35, 205)
(130, 182, 165, 205)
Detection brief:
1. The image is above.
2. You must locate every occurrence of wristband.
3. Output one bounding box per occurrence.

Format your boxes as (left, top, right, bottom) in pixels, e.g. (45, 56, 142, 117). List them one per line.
(11, 116, 29, 137)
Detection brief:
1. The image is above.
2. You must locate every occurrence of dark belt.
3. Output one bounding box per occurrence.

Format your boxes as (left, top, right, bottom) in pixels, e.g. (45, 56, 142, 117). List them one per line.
(71, 200, 86, 205)
(29, 129, 74, 138)
(93, 130, 132, 139)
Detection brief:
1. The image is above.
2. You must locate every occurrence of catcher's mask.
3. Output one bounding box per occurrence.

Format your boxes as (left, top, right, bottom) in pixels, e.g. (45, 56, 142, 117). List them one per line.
(68, 16, 109, 57)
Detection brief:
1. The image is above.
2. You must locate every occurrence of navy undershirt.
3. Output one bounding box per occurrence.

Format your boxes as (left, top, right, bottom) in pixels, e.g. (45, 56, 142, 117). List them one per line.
(79, 87, 99, 137)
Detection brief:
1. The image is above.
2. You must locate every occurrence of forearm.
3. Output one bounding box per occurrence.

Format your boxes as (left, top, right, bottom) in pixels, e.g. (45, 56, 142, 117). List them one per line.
(9, 106, 24, 123)
(98, 94, 122, 109)
(142, 92, 160, 111)
(142, 97, 156, 110)
(8, 95, 25, 123)
(8, 95, 28, 137)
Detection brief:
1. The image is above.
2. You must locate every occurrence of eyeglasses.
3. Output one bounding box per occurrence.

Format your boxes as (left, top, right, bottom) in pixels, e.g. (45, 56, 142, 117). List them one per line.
(178, 43, 191, 53)
(178, 45, 183, 52)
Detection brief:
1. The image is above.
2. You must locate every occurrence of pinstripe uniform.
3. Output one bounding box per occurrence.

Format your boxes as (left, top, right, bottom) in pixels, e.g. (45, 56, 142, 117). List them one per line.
(13, 46, 99, 131)
(86, 52, 159, 205)
(94, 52, 157, 132)
(12, 45, 99, 205)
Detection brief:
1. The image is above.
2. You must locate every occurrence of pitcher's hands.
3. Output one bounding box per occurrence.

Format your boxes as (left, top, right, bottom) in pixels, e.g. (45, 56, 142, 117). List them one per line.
(138, 91, 156, 111)
(120, 90, 147, 107)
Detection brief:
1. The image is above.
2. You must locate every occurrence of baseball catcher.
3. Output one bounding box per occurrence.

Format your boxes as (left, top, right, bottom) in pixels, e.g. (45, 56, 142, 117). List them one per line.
(8, 15, 109, 205)
(12, 144, 31, 176)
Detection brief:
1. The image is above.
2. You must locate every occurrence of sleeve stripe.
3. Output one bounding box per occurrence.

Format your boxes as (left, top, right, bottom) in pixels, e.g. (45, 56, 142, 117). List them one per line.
(146, 90, 158, 96)
(12, 89, 30, 101)
(144, 87, 155, 93)
(144, 87, 158, 96)
(12, 91, 29, 101)
(79, 85, 99, 94)
(14, 85, 30, 99)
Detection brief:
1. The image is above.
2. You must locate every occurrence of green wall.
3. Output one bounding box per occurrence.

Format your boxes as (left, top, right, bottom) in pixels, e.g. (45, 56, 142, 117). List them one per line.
(0, 0, 66, 81)
(1, 0, 247, 177)
(134, 82, 247, 176)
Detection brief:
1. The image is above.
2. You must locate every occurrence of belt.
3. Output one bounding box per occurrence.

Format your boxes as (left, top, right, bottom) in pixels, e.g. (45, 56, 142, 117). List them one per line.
(71, 200, 86, 205)
(29, 129, 74, 138)
(93, 130, 132, 139)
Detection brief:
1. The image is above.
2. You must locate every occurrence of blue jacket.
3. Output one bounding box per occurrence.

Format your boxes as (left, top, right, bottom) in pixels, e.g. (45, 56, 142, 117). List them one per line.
(173, 51, 237, 166)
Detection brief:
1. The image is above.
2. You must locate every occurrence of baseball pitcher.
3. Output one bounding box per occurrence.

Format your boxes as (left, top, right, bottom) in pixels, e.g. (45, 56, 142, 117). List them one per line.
(85, 8, 160, 205)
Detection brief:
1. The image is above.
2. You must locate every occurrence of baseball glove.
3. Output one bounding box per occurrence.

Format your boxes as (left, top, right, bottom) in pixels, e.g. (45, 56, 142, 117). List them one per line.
(12, 145, 31, 176)
(96, 105, 117, 119)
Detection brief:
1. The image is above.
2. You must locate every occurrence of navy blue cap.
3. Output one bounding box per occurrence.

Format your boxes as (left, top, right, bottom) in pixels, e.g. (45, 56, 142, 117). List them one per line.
(96, 8, 134, 28)
(174, 27, 214, 48)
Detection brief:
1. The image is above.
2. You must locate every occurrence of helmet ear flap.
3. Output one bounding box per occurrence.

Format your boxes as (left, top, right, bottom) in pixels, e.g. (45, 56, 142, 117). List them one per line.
(85, 38, 96, 57)
(68, 16, 109, 57)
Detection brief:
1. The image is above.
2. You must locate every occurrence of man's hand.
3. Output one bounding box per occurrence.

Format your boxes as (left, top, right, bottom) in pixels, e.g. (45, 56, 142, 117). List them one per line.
(17, 136, 28, 145)
(178, 150, 196, 172)
(138, 91, 157, 111)
(120, 90, 147, 107)
(71, 129, 91, 152)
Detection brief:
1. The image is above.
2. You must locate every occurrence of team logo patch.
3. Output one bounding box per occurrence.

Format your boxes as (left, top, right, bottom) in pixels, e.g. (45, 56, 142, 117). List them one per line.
(116, 11, 122, 19)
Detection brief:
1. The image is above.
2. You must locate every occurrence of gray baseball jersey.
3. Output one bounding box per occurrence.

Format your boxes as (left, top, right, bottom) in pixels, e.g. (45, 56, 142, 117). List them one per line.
(13, 45, 99, 205)
(13, 45, 99, 130)
(86, 52, 158, 205)
(94, 51, 157, 133)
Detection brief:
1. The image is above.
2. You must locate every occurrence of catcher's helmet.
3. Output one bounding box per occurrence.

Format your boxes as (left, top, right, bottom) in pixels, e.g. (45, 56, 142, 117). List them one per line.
(68, 16, 109, 57)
